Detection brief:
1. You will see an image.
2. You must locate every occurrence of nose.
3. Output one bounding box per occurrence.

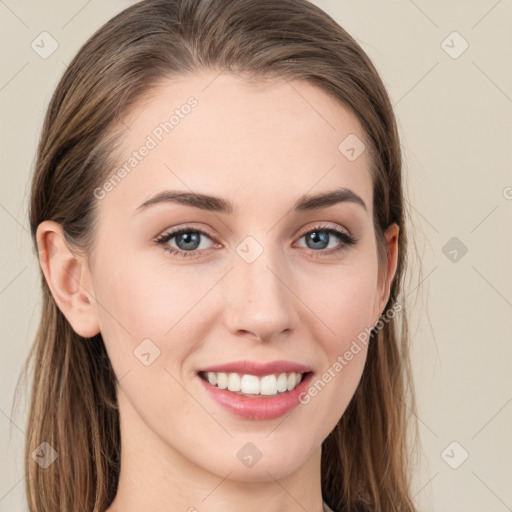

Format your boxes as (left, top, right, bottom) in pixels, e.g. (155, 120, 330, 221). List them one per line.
(221, 243, 300, 342)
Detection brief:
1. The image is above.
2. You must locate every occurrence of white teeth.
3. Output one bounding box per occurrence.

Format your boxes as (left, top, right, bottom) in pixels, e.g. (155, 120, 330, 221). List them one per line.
(287, 373, 297, 391)
(206, 372, 217, 386)
(227, 373, 241, 392)
(216, 372, 228, 389)
(260, 375, 277, 395)
(276, 373, 288, 392)
(241, 374, 260, 394)
(203, 371, 307, 396)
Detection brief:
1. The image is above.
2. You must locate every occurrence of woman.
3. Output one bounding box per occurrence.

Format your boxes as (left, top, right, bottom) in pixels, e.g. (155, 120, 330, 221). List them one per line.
(22, 0, 420, 510)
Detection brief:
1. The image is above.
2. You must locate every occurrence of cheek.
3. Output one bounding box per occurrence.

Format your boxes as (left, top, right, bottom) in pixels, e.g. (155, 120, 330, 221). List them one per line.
(91, 258, 200, 413)
(91, 257, 166, 368)
(301, 259, 378, 349)
(297, 261, 376, 411)
(92, 254, 208, 373)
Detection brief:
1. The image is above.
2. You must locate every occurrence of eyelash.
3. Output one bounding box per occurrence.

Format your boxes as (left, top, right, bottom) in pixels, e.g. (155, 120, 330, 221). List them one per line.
(155, 224, 358, 259)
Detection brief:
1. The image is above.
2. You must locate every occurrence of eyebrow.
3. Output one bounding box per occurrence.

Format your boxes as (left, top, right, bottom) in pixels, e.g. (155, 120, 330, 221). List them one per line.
(134, 187, 367, 215)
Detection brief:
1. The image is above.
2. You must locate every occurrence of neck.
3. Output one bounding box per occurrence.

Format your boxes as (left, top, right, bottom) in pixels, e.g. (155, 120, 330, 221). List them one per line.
(106, 387, 326, 512)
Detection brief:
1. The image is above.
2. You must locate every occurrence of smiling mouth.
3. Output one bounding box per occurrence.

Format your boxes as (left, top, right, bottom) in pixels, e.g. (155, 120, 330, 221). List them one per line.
(198, 370, 313, 397)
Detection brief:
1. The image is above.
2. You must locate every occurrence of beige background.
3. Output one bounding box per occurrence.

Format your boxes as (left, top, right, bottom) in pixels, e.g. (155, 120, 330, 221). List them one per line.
(1, 1, 511, 510)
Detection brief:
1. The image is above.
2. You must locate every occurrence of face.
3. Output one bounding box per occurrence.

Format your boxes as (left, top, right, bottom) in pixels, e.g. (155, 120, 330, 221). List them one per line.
(52, 71, 398, 483)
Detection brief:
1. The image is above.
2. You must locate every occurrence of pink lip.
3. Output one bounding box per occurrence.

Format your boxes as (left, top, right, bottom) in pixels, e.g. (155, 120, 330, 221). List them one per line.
(196, 371, 314, 420)
(197, 359, 313, 376)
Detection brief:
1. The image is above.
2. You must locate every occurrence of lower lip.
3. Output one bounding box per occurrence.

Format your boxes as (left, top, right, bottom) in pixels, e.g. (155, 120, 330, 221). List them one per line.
(196, 372, 314, 420)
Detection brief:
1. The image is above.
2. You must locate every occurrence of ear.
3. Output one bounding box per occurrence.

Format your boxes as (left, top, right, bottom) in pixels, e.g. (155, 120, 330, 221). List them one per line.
(36, 220, 100, 338)
(371, 222, 400, 326)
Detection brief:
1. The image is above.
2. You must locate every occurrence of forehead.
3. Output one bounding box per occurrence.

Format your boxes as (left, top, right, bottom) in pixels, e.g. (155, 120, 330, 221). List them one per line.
(101, 71, 373, 218)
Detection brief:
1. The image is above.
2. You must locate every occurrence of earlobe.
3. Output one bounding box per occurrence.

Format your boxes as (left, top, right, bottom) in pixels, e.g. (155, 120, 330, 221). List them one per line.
(36, 220, 100, 338)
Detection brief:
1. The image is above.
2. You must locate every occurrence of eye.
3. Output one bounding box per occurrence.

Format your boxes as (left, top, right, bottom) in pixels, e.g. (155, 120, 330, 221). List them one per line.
(155, 223, 358, 259)
(295, 224, 357, 257)
(155, 227, 216, 259)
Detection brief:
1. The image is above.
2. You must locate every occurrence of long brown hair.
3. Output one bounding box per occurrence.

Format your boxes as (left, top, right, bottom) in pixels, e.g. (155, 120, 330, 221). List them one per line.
(18, 0, 420, 510)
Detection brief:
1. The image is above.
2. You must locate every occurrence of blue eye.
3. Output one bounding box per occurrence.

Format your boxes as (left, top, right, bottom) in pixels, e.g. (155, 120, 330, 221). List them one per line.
(155, 224, 357, 259)
(155, 227, 214, 258)
(297, 225, 357, 254)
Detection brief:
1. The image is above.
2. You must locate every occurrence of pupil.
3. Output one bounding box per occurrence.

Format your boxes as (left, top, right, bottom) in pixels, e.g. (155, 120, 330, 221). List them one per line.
(308, 231, 328, 250)
(177, 232, 200, 250)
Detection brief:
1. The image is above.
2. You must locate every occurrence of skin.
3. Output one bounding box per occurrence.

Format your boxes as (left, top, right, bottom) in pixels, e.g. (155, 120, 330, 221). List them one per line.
(37, 70, 399, 512)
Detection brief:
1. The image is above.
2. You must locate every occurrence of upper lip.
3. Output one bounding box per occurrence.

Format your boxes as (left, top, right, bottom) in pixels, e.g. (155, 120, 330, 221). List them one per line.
(197, 360, 313, 377)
